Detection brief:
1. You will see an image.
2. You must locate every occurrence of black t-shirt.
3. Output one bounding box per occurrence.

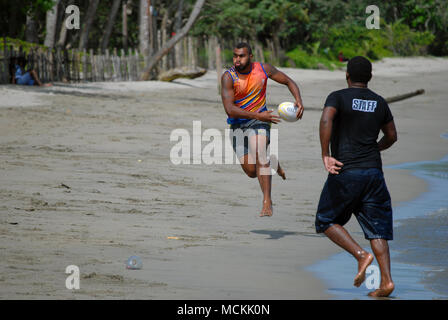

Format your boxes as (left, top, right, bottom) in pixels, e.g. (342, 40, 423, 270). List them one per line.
(324, 87, 394, 171)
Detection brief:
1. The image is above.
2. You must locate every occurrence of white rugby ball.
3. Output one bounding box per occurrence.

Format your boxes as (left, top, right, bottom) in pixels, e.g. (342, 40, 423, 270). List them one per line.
(278, 102, 298, 122)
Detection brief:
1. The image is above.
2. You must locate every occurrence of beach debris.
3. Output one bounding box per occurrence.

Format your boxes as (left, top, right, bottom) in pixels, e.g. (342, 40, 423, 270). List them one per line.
(126, 256, 143, 270)
(60, 183, 71, 189)
(158, 67, 207, 82)
(386, 89, 425, 104)
(167, 236, 180, 240)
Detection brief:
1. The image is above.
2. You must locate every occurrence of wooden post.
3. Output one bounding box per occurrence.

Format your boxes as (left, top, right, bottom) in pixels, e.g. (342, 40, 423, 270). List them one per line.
(215, 38, 222, 94)
(73, 49, 78, 82)
(88, 48, 93, 81)
(82, 49, 87, 82)
(63, 48, 70, 82)
(135, 49, 140, 80)
(97, 52, 102, 82)
(3, 37, 7, 84)
(127, 48, 133, 80)
(104, 49, 110, 81)
(54, 48, 60, 81)
(112, 47, 120, 81)
(183, 36, 188, 67)
(120, 48, 127, 80)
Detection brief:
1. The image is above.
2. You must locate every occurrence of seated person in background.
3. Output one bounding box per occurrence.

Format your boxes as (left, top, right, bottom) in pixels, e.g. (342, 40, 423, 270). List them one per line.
(338, 51, 349, 62)
(11, 57, 52, 87)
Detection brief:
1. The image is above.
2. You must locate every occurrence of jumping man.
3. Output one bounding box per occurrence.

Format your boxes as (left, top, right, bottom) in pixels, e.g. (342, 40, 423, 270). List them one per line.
(221, 42, 304, 217)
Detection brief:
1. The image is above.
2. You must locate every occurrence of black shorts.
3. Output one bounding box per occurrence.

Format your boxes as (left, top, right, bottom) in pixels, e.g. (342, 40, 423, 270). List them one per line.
(315, 168, 393, 240)
(230, 119, 271, 159)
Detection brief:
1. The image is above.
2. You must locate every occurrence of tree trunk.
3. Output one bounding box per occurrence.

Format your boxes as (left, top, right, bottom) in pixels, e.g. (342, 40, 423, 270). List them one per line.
(161, 9, 168, 71)
(174, 0, 184, 68)
(272, 33, 282, 65)
(267, 39, 276, 65)
(8, 3, 19, 38)
(26, 13, 39, 44)
(122, 1, 128, 51)
(255, 41, 264, 63)
(57, 0, 74, 48)
(140, 0, 205, 80)
(100, 0, 121, 53)
(139, 0, 150, 61)
(147, 0, 154, 56)
(207, 37, 214, 70)
(215, 37, 222, 93)
(44, 0, 60, 48)
(78, 0, 100, 50)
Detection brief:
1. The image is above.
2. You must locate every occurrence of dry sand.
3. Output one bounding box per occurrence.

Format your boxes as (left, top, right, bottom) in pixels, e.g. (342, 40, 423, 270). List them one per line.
(0, 57, 447, 299)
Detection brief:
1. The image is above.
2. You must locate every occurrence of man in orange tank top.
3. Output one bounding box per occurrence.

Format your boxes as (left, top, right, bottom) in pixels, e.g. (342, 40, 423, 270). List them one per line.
(221, 42, 304, 217)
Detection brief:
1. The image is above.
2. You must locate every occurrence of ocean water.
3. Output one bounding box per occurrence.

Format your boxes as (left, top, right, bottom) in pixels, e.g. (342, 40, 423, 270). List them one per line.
(307, 135, 448, 299)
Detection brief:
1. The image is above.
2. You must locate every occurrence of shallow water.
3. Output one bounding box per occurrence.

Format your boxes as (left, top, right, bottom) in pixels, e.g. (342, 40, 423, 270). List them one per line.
(307, 142, 448, 299)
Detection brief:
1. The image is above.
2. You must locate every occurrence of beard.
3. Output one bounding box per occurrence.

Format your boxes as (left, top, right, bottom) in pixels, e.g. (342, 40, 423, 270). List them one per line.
(235, 61, 250, 72)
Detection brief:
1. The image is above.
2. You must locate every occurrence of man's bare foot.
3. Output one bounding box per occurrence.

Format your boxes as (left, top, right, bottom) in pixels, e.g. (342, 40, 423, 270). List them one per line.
(277, 166, 286, 180)
(368, 282, 395, 297)
(270, 155, 286, 180)
(354, 252, 374, 287)
(260, 200, 273, 217)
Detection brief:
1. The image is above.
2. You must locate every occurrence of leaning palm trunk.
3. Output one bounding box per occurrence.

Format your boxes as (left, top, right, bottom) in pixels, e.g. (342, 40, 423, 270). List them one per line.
(139, 0, 205, 81)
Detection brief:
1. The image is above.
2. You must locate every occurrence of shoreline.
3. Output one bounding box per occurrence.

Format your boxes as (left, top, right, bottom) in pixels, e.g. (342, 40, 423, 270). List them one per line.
(0, 57, 447, 299)
(308, 149, 448, 299)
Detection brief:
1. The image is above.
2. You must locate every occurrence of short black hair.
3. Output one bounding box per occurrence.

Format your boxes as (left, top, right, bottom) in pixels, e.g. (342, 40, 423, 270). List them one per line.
(235, 42, 252, 55)
(347, 56, 372, 83)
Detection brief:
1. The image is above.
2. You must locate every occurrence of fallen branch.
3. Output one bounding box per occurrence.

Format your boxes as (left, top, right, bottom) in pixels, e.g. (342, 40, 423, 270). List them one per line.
(385, 89, 425, 104)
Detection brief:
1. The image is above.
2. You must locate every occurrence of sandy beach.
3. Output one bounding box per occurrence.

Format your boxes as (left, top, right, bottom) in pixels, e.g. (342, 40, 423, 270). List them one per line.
(0, 56, 447, 299)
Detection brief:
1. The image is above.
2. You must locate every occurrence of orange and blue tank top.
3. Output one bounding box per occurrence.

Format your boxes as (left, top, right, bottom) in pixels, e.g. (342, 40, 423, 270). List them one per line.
(226, 62, 268, 124)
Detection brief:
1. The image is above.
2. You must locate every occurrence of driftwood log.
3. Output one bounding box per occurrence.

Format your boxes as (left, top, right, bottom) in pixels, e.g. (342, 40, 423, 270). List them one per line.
(158, 67, 206, 82)
(386, 89, 425, 104)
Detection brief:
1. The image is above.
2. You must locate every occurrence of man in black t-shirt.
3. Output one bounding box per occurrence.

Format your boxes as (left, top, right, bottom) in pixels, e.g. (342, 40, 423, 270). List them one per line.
(315, 56, 397, 297)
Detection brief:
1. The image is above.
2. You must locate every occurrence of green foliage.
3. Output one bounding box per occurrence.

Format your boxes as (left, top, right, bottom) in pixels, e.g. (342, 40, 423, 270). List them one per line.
(383, 21, 435, 56)
(316, 21, 434, 61)
(0, 37, 47, 55)
(285, 47, 343, 70)
(1, 0, 446, 72)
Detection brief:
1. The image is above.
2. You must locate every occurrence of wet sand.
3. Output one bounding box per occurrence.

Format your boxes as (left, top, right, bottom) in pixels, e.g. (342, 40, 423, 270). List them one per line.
(0, 57, 447, 299)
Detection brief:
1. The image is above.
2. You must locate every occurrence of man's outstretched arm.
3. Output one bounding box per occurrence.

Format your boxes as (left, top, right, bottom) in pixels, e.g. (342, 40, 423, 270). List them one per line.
(221, 72, 281, 123)
(262, 63, 304, 119)
(320, 106, 343, 174)
(378, 120, 397, 151)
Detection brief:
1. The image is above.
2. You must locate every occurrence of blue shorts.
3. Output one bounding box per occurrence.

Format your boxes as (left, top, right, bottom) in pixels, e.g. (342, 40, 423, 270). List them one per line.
(315, 168, 393, 240)
(230, 119, 271, 159)
(16, 72, 35, 86)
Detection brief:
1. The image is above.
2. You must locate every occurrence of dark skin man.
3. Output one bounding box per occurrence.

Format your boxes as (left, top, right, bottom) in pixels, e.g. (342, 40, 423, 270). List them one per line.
(319, 72, 397, 297)
(221, 46, 304, 216)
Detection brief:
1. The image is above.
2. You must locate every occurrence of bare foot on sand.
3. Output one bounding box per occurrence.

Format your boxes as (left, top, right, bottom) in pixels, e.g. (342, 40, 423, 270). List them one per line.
(41, 83, 53, 87)
(260, 200, 273, 217)
(368, 282, 395, 297)
(354, 252, 374, 287)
